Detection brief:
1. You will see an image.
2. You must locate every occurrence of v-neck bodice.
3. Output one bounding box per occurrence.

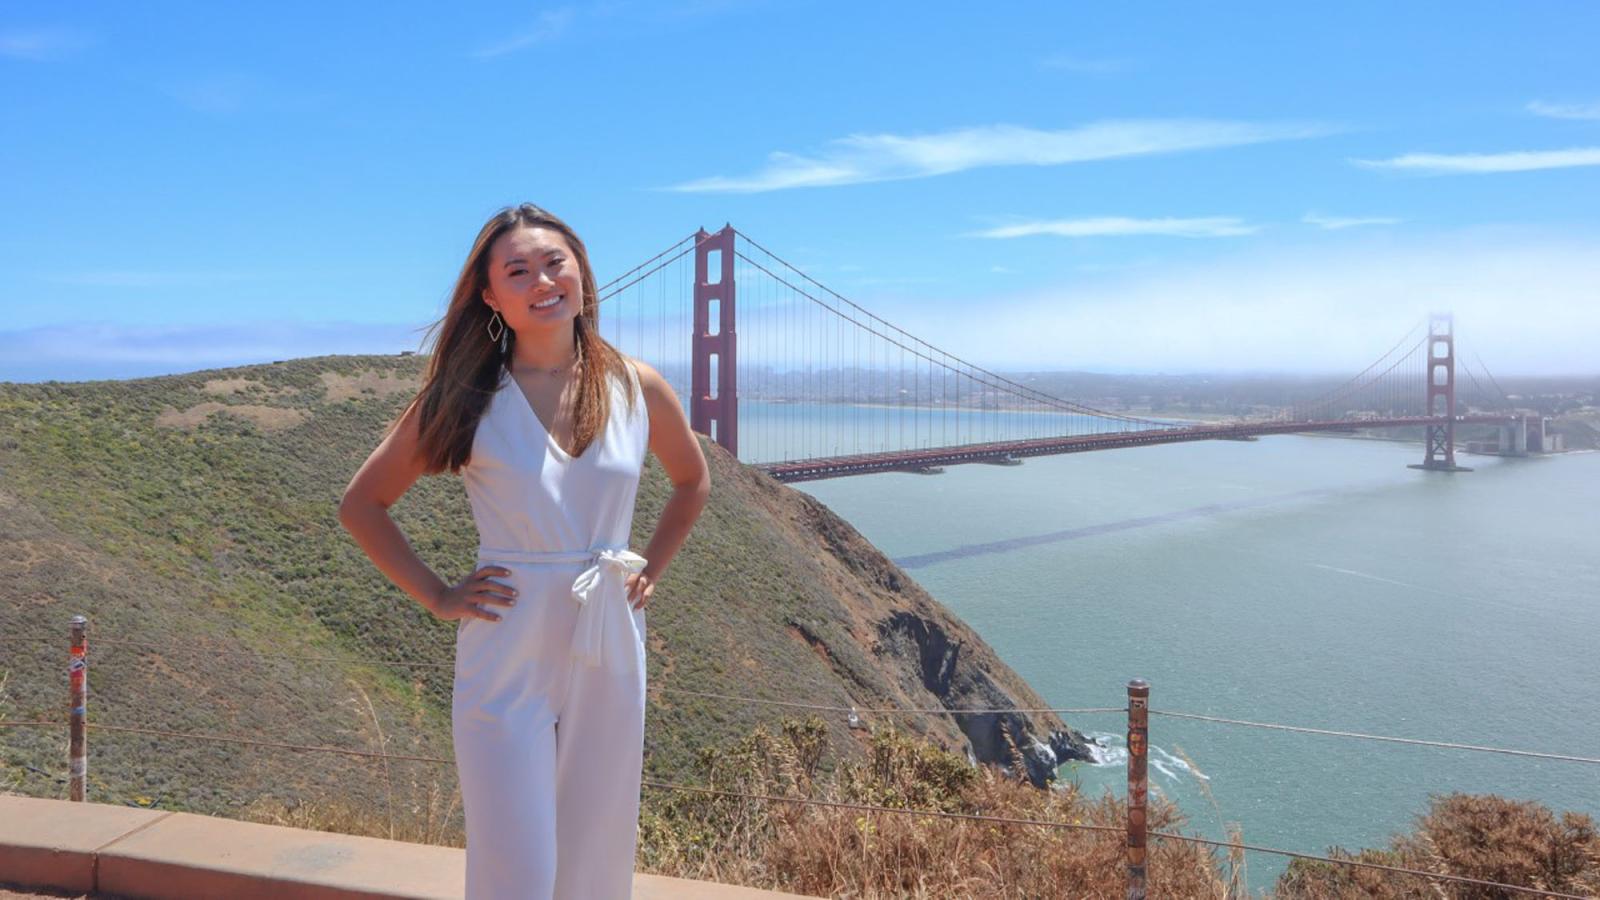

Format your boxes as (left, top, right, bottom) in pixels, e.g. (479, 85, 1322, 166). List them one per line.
(460, 361, 649, 554)
(503, 370, 582, 461)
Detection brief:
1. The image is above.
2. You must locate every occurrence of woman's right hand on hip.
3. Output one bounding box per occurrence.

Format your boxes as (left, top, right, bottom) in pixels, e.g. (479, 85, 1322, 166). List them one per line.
(430, 566, 518, 622)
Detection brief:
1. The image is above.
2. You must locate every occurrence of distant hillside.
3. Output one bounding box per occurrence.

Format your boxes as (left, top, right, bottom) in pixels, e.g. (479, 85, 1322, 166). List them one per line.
(1553, 408, 1600, 449)
(0, 354, 1089, 822)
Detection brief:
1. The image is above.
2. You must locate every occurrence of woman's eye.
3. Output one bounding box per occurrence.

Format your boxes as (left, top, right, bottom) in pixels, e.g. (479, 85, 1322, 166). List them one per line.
(510, 269, 527, 276)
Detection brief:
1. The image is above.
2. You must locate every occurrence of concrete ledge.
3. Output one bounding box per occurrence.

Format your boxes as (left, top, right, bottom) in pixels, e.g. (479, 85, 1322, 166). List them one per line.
(96, 809, 464, 900)
(0, 795, 170, 894)
(0, 795, 813, 899)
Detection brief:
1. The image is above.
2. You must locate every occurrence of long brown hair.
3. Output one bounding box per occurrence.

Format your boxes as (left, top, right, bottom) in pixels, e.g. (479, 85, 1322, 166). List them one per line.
(398, 203, 637, 474)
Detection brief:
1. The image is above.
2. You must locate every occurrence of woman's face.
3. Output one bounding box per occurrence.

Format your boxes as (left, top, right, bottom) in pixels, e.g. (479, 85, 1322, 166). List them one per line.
(481, 225, 584, 338)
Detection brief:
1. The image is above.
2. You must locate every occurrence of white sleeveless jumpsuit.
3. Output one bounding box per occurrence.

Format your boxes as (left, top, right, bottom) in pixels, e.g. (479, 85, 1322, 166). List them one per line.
(454, 360, 651, 900)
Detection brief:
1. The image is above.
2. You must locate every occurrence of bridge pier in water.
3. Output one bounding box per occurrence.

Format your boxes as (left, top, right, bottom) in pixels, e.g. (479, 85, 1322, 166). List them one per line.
(1500, 417, 1529, 456)
(1465, 415, 1557, 457)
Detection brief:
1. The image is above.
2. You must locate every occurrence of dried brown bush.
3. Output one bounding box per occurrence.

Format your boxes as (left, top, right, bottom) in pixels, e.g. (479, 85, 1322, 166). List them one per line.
(1275, 793, 1600, 899)
(639, 716, 1231, 898)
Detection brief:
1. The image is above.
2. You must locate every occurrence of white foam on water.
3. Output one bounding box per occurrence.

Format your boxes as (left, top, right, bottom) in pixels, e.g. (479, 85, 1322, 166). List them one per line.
(1153, 745, 1211, 781)
(1084, 732, 1126, 766)
(1311, 562, 1424, 591)
(1076, 733, 1209, 782)
(1311, 561, 1548, 615)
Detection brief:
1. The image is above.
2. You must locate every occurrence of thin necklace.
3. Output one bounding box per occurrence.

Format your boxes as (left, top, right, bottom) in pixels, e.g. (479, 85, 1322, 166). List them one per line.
(517, 347, 582, 377)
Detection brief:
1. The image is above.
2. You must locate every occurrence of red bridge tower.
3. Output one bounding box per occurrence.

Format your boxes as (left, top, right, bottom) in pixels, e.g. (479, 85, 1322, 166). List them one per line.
(691, 226, 737, 457)
(1414, 312, 1470, 472)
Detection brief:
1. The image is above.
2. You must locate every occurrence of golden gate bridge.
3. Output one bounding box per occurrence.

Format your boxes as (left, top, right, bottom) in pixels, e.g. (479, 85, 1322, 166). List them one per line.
(596, 226, 1539, 482)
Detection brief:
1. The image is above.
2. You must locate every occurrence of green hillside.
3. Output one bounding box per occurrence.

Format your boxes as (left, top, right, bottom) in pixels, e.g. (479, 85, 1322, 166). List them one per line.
(0, 354, 1087, 825)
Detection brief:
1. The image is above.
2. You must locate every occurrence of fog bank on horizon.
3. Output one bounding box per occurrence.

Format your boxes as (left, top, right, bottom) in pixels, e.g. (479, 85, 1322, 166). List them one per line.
(3, 228, 1597, 384)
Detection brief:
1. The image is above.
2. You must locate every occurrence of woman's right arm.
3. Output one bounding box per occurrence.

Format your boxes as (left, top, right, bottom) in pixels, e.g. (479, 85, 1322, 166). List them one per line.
(337, 400, 512, 622)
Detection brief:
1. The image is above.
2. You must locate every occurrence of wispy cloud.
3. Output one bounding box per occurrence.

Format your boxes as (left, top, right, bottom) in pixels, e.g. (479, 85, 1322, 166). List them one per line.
(474, 8, 576, 58)
(1037, 54, 1132, 75)
(0, 27, 92, 61)
(1353, 147, 1600, 174)
(971, 217, 1259, 239)
(667, 119, 1334, 193)
(1302, 212, 1400, 230)
(914, 228, 1600, 375)
(1527, 100, 1600, 121)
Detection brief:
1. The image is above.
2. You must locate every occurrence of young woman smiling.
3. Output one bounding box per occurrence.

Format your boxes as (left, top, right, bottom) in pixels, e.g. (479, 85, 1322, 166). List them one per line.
(339, 203, 710, 899)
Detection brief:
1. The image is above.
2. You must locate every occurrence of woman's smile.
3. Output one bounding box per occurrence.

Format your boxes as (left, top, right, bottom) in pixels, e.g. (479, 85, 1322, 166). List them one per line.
(483, 225, 585, 333)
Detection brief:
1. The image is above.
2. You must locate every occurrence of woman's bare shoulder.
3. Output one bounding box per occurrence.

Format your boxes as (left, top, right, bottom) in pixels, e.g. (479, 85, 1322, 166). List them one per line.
(622, 355, 672, 397)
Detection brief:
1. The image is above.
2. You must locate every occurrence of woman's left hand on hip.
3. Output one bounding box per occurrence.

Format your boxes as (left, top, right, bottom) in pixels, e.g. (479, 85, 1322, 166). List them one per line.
(625, 571, 655, 610)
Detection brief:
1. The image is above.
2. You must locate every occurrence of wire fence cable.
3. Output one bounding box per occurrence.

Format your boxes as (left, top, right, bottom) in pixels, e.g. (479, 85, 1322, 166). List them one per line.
(1148, 709, 1600, 766)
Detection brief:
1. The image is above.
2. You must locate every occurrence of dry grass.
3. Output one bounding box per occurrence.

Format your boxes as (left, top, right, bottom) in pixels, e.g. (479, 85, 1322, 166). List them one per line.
(638, 716, 1231, 899)
(1276, 793, 1600, 898)
(240, 677, 462, 847)
(153, 401, 307, 431)
(1174, 744, 1247, 896)
(201, 378, 264, 396)
(234, 705, 1227, 896)
(0, 672, 21, 795)
(219, 703, 1600, 900)
(318, 370, 417, 403)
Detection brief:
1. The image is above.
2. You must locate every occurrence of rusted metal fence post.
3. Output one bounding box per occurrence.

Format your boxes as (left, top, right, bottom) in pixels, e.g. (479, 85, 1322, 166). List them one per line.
(68, 615, 88, 801)
(1126, 678, 1150, 900)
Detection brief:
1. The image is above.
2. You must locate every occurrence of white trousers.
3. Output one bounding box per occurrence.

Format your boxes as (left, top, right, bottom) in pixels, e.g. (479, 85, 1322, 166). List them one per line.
(452, 554, 648, 900)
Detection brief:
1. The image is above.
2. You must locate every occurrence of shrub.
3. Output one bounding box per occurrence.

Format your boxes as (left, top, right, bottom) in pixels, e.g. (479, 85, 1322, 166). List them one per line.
(640, 715, 1229, 899)
(1276, 793, 1600, 899)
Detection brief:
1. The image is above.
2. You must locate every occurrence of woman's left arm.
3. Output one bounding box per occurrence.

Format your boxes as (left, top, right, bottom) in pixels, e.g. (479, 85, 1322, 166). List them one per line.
(626, 359, 711, 610)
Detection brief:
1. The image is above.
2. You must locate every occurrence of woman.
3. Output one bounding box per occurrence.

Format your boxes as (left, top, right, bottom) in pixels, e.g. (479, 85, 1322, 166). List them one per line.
(338, 203, 710, 899)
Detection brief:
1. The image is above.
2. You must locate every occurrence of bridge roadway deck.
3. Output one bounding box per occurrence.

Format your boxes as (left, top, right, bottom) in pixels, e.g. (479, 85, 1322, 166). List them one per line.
(758, 415, 1515, 483)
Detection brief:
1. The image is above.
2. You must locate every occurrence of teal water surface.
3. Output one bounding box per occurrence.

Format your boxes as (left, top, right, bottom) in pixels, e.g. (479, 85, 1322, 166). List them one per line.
(791, 427, 1600, 891)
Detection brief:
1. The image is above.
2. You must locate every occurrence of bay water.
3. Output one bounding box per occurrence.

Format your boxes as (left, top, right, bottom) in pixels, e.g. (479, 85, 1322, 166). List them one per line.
(755, 402, 1600, 890)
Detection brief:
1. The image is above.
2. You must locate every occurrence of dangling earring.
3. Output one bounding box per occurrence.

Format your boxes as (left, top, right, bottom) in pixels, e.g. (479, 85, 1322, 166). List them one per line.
(486, 310, 505, 343)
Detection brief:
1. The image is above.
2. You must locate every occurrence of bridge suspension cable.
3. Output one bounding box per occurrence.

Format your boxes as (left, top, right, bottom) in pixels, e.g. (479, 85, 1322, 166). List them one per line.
(596, 231, 709, 301)
(526, 227, 1511, 475)
(732, 228, 1170, 428)
(1461, 361, 1495, 411)
(1290, 318, 1426, 421)
(733, 249, 1163, 426)
(1473, 351, 1515, 410)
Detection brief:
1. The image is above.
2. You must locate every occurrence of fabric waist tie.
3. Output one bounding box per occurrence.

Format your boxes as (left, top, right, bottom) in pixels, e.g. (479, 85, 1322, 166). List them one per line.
(476, 545, 649, 675)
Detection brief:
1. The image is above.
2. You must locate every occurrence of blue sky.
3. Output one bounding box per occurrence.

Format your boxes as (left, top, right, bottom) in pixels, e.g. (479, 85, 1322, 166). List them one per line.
(3, 1, 1598, 380)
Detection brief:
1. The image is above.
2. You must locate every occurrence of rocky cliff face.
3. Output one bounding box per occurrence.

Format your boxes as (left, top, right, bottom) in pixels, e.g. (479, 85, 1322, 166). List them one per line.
(876, 610, 1097, 786)
(702, 445, 1097, 788)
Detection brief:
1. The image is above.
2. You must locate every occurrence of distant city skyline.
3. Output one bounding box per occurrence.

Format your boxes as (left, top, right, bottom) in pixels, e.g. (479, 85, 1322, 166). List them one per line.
(2, 1, 1598, 381)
